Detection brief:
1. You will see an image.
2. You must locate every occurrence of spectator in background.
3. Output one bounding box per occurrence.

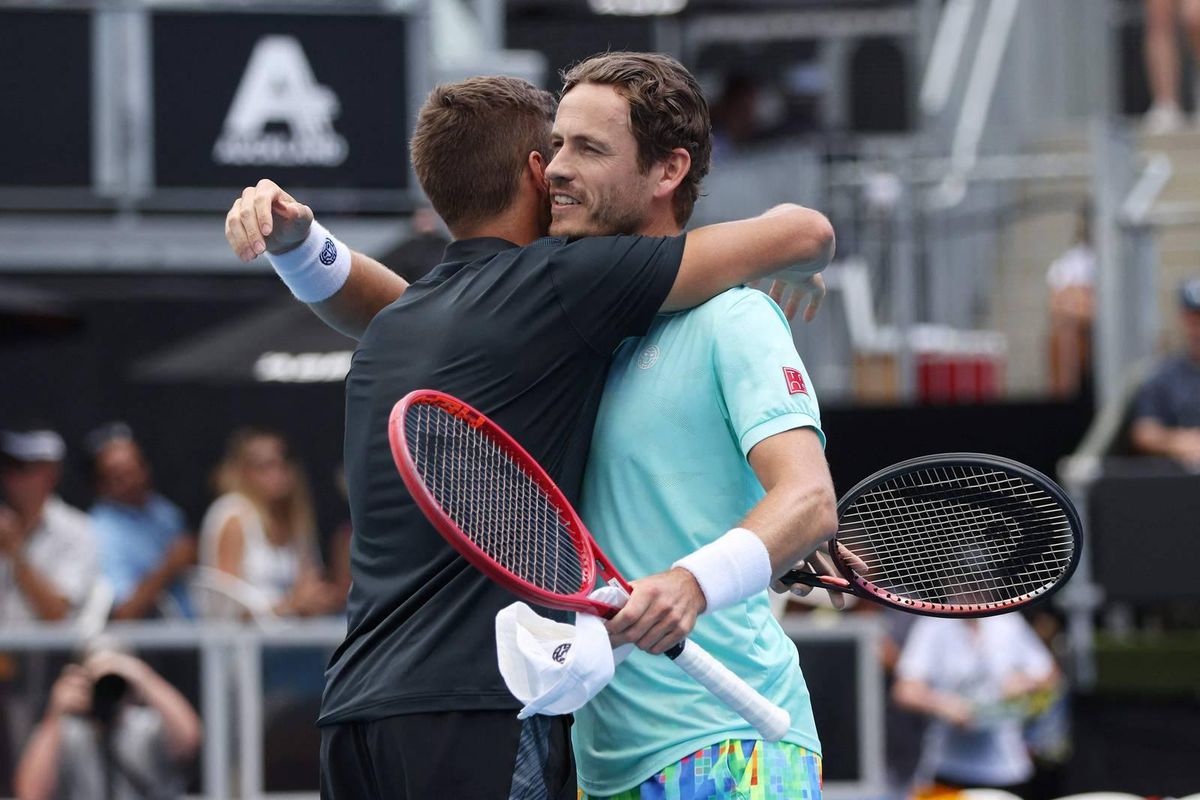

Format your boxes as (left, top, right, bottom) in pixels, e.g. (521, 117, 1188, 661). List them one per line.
(199, 428, 340, 618)
(15, 639, 201, 800)
(1143, 0, 1200, 133)
(711, 73, 762, 157)
(375, 207, 449, 283)
(1046, 204, 1095, 398)
(86, 424, 197, 620)
(1130, 277, 1200, 467)
(0, 428, 96, 622)
(893, 615, 1059, 799)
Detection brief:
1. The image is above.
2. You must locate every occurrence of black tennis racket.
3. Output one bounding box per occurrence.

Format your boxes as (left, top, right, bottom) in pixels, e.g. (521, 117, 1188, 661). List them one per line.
(780, 453, 1081, 617)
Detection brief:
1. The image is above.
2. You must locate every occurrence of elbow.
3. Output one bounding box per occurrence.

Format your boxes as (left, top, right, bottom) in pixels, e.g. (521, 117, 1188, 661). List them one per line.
(169, 719, 204, 763)
(798, 212, 836, 270)
(181, 724, 204, 761)
(768, 205, 835, 272)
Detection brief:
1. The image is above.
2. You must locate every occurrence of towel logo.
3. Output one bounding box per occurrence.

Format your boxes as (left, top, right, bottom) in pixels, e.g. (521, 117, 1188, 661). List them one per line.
(552, 643, 572, 664)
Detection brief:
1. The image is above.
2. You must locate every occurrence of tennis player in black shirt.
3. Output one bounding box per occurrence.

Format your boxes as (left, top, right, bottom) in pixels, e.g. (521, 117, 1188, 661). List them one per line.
(225, 65, 833, 799)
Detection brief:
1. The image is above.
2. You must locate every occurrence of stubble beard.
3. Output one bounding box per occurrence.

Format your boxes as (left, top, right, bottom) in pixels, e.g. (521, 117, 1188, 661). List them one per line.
(551, 183, 650, 239)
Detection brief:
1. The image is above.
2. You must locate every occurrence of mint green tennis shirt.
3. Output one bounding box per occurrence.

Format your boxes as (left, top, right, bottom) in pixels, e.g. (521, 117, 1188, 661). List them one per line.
(573, 287, 825, 796)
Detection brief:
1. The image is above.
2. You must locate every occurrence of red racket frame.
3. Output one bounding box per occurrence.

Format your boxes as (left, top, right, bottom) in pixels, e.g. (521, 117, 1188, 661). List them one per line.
(388, 389, 631, 618)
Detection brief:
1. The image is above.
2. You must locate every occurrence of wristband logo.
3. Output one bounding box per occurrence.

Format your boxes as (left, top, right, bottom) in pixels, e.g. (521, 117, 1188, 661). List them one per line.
(783, 366, 807, 395)
(319, 239, 338, 266)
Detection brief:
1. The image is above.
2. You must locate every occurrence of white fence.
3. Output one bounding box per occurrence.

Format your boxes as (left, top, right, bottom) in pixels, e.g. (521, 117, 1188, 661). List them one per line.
(0, 617, 884, 800)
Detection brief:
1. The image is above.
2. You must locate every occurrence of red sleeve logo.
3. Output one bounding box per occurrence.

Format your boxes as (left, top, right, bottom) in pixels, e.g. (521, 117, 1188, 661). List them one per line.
(783, 367, 807, 395)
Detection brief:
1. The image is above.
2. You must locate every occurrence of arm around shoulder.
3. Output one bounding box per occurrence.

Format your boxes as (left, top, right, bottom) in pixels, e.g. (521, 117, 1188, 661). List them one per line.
(310, 249, 408, 339)
(663, 205, 835, 312)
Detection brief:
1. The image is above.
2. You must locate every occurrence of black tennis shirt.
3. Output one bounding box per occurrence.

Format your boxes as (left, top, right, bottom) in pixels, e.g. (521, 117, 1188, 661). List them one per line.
(319, 233, 685, 724)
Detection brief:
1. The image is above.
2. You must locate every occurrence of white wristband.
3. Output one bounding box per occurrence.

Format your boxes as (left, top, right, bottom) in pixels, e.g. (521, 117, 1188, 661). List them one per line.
(673, 528, 773, 613)
(265, 220, 352, 303)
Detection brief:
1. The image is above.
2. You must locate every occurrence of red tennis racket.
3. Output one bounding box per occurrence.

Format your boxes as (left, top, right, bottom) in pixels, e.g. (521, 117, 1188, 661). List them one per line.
(781, 453, 1082, 617)
(388, 390, 790, 741)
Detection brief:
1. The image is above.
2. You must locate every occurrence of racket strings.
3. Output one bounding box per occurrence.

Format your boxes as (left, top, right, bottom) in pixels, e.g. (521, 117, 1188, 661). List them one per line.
(406, 404, 586, 595)
(839, 466, 1075, 610)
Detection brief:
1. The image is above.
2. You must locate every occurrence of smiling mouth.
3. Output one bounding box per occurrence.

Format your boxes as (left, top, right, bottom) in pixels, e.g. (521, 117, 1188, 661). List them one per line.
(552, 194, 581, 208)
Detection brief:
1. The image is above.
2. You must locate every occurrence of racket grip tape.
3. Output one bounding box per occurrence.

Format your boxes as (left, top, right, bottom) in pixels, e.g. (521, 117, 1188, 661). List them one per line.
(669, 639, 791, 741)
(779, 570, 853, 594)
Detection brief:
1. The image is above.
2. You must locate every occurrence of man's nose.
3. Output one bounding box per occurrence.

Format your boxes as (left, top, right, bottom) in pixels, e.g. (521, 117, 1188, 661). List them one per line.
(546, 153, 574, 184)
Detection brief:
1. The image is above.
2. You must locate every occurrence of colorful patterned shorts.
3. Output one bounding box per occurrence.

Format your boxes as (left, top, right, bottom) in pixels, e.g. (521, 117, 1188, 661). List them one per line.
(580, 739, 822, 800)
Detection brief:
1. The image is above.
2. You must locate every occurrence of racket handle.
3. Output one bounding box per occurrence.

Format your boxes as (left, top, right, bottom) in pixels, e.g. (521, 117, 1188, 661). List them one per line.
(780, 569, 853, 594)
(670, 639, 791, 742)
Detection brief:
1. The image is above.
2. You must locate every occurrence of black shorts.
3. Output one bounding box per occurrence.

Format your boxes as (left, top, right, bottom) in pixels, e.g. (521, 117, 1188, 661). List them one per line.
(319, 711, 575, 800)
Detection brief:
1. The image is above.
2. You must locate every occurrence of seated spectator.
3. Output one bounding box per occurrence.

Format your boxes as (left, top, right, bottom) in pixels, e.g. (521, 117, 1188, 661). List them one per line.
(14, 639, 202, 800)
(0, 427, 96, 622)
(199, 428, 339, 618)
(1130, 278, 1200, 467)
(86, 423, 197, 620)
(893, 615, 1059, 797)
(1047, 204, 1095, 398)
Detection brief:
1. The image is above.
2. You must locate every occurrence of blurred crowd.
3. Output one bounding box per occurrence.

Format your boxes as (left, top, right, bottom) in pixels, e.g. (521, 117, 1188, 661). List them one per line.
(0, 422, 352, 799)
(0, 423, 349, 630)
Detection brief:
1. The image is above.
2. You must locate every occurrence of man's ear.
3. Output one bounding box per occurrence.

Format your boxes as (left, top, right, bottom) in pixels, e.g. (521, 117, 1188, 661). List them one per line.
(652, 147, 692, 202)
(528, 151, 549, 195)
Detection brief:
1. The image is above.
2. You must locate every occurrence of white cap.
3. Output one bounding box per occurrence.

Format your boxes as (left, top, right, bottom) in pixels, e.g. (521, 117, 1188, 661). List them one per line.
(0, 429, 65, 463)
(495, 586, 634, 718)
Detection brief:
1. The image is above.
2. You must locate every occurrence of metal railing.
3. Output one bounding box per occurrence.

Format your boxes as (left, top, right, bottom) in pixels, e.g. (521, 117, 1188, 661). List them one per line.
(0, 617, 883, 800)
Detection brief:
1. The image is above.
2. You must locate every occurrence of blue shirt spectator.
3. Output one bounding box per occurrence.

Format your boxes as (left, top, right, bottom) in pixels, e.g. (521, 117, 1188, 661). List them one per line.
(1131, 278, 1200, 468)
(91, 494, 193, 618)
(86, 424, 196, 620)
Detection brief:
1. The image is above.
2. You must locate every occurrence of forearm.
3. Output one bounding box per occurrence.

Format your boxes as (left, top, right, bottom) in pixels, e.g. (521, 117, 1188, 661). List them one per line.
(760, 204, 837, 274)
(134, 671, 203, 760)
(15, 717, 63, 800)
(12, 558, 71, 621)
(1129, 419, 1197, 460)
(114, 538, 197, 620)
(893, 679, 965, 720)
(739, 478, 838, 580)
(309, 250, 408, 339)
(673, 428, 836, 612)
(665, 205, 835, 311)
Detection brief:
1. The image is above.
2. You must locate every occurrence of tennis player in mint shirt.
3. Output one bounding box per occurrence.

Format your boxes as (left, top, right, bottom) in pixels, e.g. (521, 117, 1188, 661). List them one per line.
(574, 286, 838, 799)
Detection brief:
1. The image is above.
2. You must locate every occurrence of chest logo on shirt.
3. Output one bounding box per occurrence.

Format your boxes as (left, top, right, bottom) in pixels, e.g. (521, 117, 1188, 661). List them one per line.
(637, 345, 660, 370)
(783, 366, 808, 395)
